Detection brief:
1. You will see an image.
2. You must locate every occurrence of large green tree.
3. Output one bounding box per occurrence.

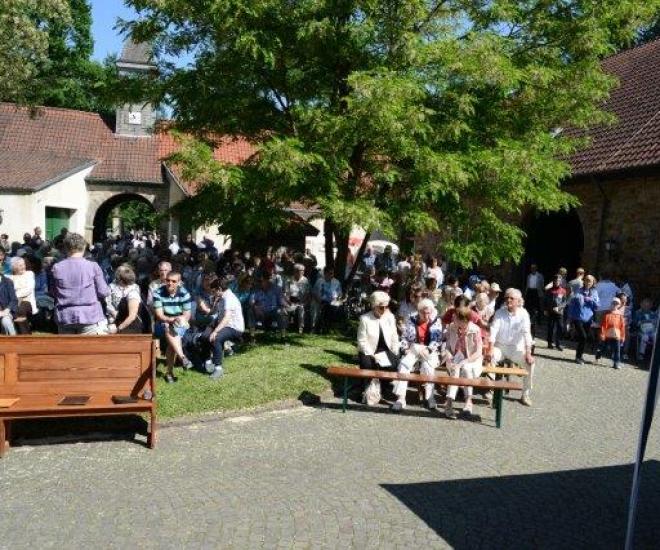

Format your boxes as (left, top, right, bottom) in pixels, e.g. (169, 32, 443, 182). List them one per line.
(127, 0, 657, 279)
(0, 0, 70, 101)
(0, 0, 118, 114)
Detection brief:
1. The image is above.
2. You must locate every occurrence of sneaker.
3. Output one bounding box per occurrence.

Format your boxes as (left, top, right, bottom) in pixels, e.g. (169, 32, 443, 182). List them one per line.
(547, 343, 554, 349)
(594, 350, 601, 362)
(426, 396, 437, 410)
(445, 407, 457, 420)
(520, 395, 532, 407)
(556, 345, 564, 352)
(204, 359, 216, 374)
(210, 366, 224, 380)
(391, 401, 404, 412)
(165, 374, 175, 384)
(182, 357, 193, 370)
(576, 358, 585, 365)
(613, 363, 621, 370)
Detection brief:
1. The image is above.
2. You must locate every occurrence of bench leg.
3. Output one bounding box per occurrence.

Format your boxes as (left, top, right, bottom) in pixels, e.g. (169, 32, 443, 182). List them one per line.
(0, 420, 6, 458)
(147, 409, 157, 449)
(495, 389, 504, 428)
(342, 377, 348, 413)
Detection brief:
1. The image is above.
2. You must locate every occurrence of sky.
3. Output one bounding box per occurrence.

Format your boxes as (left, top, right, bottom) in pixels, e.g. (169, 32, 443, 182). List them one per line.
(90, 0, 138, 62)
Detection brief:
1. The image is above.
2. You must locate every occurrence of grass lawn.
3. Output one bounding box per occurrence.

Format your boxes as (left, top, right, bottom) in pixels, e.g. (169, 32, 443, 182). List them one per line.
(155, 332, 356, 419)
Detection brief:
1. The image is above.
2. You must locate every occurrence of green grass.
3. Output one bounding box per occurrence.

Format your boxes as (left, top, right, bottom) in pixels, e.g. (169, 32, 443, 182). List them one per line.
(155, 332, 356, 418)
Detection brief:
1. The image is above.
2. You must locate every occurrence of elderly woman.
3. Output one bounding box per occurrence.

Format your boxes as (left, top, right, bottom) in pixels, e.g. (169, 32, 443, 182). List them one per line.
(567, 274, 600, 364)
(51, 232, 110, 334)
(393, 298, 443, 411)
(357, 291, 400, 406)
(106, 264, 146, 334)
(444, 307, 484, 419)
(9, 257, 36, 334)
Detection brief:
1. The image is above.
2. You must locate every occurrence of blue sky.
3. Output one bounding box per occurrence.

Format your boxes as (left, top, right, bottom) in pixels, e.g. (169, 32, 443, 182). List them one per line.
(90, 0, 138, 61)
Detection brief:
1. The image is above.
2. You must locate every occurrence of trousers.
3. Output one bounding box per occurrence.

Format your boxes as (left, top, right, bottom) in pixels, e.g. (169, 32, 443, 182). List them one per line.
(492, 344, 534, 397)
(447, 359, 483, 400)
(393, 348, 439, 401)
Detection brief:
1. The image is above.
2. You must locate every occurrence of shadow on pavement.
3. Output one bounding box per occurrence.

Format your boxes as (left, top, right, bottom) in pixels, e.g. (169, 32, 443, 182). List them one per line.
(383, 460, 660, 549)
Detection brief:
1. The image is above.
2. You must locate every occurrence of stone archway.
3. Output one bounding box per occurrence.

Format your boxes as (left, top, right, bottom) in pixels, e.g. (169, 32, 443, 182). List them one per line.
(522, 208, 585, 282)
(85, 183, 169, 243)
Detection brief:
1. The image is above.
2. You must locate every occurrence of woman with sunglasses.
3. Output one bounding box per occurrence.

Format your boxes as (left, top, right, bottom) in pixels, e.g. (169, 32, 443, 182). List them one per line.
(357, 291, 400, 406)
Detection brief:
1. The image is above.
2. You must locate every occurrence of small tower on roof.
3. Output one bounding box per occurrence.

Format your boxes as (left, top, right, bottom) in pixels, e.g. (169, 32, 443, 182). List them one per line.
(115, 38, 157, 137)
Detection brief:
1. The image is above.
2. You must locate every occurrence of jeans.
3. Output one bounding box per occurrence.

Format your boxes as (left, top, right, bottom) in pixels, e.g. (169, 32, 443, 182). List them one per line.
(572, 320, 592, 359)
(0, 315, 16, 335)
(598, 338, 621, 366)
(212, 327, 243, 366)
(547, 313, 563, 347)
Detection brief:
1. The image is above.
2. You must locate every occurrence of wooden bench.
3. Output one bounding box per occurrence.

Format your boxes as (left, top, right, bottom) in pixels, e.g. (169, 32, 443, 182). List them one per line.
(0, 334, 156, 457)
(327, 365, 523, 428)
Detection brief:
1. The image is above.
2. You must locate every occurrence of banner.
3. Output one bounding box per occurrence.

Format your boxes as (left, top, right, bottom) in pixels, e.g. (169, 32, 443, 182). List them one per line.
(625, 320, 660, 550)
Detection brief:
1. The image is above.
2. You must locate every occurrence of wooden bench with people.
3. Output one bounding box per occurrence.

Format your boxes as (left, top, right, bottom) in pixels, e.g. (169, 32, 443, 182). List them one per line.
(0, 334, 156, 457)
(327, 364, 526, 428)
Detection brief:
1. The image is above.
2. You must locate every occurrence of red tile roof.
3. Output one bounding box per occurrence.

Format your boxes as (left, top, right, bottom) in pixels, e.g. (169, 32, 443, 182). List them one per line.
(568, 38, 660, 176)
(0, 103, 255, 192)
(0, 152, 94, 191)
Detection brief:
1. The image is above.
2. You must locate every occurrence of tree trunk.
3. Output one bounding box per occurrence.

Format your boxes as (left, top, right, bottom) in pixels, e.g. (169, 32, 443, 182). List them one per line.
(324, 218, 335, 271)
(334, 227, 349, 286)
(344, 231, 371, 289)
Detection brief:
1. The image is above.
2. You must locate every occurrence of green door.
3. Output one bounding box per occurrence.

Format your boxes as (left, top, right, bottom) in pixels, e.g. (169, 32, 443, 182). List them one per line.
(45, 207, 71, 241)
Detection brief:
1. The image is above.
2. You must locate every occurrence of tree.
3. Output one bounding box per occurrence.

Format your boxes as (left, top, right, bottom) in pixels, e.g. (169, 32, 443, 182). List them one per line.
(126, 0, 658, 281)
(0, 0, 70, 102)
(0, 0, 118, 114)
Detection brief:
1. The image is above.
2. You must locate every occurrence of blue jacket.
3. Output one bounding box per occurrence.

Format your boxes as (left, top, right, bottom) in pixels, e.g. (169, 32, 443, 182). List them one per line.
(0, 275, 18, 314)
(568, 287, 600, 323)
(401, 314, 443, 349)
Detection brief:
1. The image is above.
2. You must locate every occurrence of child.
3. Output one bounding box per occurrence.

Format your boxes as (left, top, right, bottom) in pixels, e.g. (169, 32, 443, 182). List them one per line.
(596, 297, 626, 369)
(634, 298, 658, 361)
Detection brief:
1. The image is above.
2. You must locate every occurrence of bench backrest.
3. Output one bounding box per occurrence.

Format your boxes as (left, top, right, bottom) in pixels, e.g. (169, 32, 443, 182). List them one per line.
(0, 335, 155, 397)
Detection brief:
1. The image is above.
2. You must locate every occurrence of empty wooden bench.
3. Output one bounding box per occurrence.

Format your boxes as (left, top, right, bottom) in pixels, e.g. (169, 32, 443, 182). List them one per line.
(327, 365, 523, 428)
(0, 334, 157, 457)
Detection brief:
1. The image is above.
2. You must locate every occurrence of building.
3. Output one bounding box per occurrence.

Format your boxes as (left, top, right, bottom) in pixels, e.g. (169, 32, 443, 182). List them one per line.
(525, 37, 660, 298)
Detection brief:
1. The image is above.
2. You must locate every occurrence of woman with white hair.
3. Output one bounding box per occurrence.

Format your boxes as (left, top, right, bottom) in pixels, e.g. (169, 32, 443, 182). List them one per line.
(357, 291, 400, 405)
(488, 287, 535, 406)
(9, 257, 36, 333)
(394, 298, 443, 411)
(444, 307, 484, 419)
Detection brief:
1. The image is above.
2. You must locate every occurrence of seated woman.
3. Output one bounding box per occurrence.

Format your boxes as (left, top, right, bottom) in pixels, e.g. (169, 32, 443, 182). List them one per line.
(444, 307, 484, 419)
(357, 291, 400, 406)
(9, 257, 36, 334)
(195, 273, 219, 329)
(106, 264, 149, 334)
(393, 298, 443, 411)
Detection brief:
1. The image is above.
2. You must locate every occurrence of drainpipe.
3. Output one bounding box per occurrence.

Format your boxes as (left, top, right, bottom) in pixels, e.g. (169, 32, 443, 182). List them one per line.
(593, 176, 609, 276)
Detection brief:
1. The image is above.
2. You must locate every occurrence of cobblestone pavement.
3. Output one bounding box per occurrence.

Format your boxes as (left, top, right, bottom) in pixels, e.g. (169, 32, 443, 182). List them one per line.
(1, 346, 660, 549)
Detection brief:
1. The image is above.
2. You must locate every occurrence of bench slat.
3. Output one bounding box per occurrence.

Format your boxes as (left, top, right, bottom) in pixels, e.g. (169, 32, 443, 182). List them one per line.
(327, 366, 522, 391)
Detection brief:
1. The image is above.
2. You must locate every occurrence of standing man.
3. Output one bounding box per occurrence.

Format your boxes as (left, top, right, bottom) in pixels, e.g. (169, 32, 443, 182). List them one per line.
(488, 288, 535, 406)
(594, 271, 620, 325)
(153, 271, 192, 383)
(524, 264, 544, 332)
(312, 266, 343, 333)
(0, 271, 17, 335)
(51, 233, 110, 335)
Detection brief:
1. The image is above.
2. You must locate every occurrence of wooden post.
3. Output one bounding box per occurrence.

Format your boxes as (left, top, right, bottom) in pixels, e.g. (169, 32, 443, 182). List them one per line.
(0, 420, 6, 458)
(495, 389, 504, 429)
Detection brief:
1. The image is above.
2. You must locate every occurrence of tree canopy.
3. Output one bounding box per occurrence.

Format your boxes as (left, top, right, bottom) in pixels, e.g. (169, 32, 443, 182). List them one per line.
(0, 0, 118, 115)
(125, 0, 659, 276)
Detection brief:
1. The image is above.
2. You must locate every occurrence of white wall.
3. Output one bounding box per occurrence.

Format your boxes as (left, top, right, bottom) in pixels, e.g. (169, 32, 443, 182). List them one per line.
(0, 165, 93, 243)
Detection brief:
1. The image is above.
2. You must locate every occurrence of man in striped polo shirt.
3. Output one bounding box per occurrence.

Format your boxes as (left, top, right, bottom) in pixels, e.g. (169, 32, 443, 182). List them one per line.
(153, 271, 193, 383)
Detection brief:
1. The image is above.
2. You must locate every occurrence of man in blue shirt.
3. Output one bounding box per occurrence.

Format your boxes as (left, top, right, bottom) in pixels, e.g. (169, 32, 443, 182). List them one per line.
(248, 274, 287, 343)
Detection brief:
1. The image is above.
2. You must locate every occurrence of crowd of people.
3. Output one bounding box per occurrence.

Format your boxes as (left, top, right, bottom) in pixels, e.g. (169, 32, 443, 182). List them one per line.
(0, 227, 657, 410)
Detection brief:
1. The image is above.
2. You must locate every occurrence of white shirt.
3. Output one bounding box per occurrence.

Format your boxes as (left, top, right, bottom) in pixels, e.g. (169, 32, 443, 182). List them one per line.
(526, 272, 542, 290)
(313, 277, 342, 303)
(490, 306, 533, 352)
(222, 289, 245, 332)
(169, 242, 180, 255)
(595, 280, 620, 312)
(426, 266, 444, 287)
(9, 270, 36, 313)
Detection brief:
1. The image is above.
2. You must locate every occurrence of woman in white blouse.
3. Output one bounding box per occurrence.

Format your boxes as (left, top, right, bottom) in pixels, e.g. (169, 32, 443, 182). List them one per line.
(9, 257, 36, 333)
(107, 264, 144, 333)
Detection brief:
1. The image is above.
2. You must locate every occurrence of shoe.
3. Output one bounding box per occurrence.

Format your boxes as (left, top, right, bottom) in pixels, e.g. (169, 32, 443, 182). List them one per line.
(182, 357, 193, 370)
(485, 391, 494, 408)
(556, 345, 564, 352)
(391, 401, 404, 412)
(547, 343, 554, 349)
(520, 395, 532, 407)
(211, 366, 224, 379)
(204, 359, 215, 374)
(165, 374, 175, 384)
(576, 358, 585, 365)
(595, 351, 601, 362)
(445, 407, 457, 420)
(613, 363, 621, 370)
(426, 396, 437, 410)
